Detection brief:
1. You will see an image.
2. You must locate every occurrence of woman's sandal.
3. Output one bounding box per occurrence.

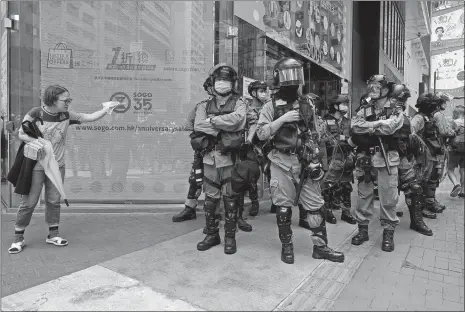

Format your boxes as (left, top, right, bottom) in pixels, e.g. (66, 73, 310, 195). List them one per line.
(8, 240, 25, 254)
(46, 236, 68, 246)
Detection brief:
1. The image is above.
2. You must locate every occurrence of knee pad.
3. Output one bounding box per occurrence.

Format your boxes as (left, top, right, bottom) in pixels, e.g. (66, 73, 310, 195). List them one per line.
(411, 183, 422, 195)
(204, 197, 219, 213)
(277, 206, 292, 217)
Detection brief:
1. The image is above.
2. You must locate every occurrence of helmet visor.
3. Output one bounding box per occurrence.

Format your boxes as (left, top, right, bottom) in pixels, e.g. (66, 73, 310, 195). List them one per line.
(277, 67, 304, 86)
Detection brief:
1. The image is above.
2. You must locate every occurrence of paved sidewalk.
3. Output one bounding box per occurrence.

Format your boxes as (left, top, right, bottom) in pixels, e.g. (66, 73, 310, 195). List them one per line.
(1, 212, 204, 297)
(1, 180, 463, 311)
(332, 179, 464, 311)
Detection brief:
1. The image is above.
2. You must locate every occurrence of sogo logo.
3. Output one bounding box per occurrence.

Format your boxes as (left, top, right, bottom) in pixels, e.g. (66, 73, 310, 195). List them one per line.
(109, 92, 153, 114)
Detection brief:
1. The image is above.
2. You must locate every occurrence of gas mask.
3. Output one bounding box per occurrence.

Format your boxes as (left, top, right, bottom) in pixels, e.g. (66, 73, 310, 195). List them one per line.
(308, 160, 324, 181)
(214, 80, 233, 96)
(278, 85, 299, 102)
(366, 83, 387, 100)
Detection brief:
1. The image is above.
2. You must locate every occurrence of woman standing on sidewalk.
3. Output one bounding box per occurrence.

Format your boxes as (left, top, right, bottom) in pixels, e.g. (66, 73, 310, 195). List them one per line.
(8, 85, 117, 254)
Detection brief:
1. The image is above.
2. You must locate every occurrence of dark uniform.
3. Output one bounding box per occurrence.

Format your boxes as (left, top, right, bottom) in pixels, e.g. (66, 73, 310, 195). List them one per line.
(233, 80, 270, 232)
(257, 57, 344, 264)
(320, 95, 357, 225)
(349, 75, 405, 252)
(388, 84, 433, 236)
(411, 93, 450, 219)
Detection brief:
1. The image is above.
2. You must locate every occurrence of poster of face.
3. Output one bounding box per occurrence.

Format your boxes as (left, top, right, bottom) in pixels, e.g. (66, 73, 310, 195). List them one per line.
(40, 1, 214, 202)
(431, 48, 465, 94)
(431, 5, 465, 51)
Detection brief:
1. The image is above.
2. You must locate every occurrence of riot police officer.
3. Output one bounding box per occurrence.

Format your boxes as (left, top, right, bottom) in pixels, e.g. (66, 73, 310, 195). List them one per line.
(411, 93, 450, 219)
(257, 57, 344, 264)
(320, 94, 357, 225)
(172, 77, 218, 225)
(388, 84, 433, 236)
(232, 80, 269, 232)
(349, 74, 405, 252)
(193, 64, 247, 255)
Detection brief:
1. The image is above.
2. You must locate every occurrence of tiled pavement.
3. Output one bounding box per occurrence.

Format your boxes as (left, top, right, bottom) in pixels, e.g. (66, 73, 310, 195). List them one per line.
(1, 180, 464, 311)
(1, 212, 204, 297)
(331, 179, 464, 311)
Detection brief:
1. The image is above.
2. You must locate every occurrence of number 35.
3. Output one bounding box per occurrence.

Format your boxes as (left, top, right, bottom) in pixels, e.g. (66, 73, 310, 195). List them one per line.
(133, 98, 152, 110)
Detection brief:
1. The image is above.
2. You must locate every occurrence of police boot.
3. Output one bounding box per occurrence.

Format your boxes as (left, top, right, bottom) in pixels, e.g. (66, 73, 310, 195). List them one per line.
(236, 194, 252, 232)
(172, 206, 196, 222)
(381, 229, 395, 252)
(197, 198, 221, 251)
(203, 213, 222, 234)
(407, 195, 433, 236)
(249, 200, 260, 216)
(396, 210, 404, 217)
(341, 210, 356, 224)
(298, 204, 311, 230)
(223, 196, 239, 255)
(433, 199, 446, 213)
(308, 212, 344, 263)
(276, 207, 294, 264)
(425, 198, 442, 214)
(270, 204, 277, 213)
(351, 224, 369, 245)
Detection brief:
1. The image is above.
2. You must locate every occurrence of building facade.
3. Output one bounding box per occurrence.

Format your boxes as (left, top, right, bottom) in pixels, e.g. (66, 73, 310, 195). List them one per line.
(1, 1, 215, 207)
(430, 1, 464, 118)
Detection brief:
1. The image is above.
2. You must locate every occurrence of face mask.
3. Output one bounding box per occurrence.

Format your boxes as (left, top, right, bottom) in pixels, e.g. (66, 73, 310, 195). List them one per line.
(214, 80, 232, 95)
(338, 104, 348, 114)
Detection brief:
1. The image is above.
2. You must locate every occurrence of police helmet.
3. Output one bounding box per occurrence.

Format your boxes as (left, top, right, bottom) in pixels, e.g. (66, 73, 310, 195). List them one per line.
(272, 57, 304, 88)
(390, 84, 411, 102)
(248, 80, 268, 97)
(328, 94, 350, 113)
(203, 77, 213, 95)
(209, 63, 238, 82)
(416, 93, 440, 109)
(366, 74, 391, 99)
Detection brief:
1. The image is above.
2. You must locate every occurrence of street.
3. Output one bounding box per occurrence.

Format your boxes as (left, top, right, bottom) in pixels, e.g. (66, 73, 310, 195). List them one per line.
(1, 179, 464, 311)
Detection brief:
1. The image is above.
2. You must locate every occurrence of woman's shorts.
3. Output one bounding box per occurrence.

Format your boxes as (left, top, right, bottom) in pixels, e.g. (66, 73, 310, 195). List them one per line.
(448, 151, 465, 170)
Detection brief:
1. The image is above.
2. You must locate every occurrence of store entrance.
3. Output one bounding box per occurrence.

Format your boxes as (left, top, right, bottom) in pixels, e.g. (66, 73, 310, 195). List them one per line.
(309, 63, 342, 116)
(265, 38, 342, 117)
(265, 39, 312, 94)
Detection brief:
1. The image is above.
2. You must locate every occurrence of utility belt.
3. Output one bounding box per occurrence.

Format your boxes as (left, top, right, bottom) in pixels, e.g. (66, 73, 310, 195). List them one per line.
(275, 147, 299, 155)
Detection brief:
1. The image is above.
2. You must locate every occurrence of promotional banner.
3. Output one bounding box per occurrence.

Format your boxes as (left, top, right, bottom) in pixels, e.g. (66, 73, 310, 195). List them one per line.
(431, 3, 465, 97)
(431, 48, 465, 93)
(431, 4, 465, 51)
(40, 1, 214, 202)
(234, 1, 352, 81)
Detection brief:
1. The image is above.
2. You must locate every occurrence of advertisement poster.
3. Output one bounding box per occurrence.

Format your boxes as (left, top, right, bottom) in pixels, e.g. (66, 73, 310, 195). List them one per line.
(431, 4, 465, 51)
(40, 1, 214, 202)
(234, 1, 352, 81)
(431, 48, 465, 94)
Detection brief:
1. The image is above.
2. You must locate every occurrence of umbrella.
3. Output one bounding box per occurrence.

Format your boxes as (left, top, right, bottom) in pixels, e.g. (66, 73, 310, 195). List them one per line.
(38, 139, 69, 207)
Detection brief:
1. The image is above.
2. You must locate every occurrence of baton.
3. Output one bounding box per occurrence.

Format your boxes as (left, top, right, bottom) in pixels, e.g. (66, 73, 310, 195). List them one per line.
(378, 136, 391, 175)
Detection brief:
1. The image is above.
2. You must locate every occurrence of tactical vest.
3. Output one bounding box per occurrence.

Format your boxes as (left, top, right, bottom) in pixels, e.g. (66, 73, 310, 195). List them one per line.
(323, 114, 351, 141)
(392, 115, 411, 139)
(351, 106, 397, 151)
(416, 113, 442, 155)
(206, 94, 244, 151)
(272, 96, 312, 150)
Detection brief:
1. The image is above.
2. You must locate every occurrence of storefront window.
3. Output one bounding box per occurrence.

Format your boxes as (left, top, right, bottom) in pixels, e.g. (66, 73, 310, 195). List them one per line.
(5, 1, 215, 206)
